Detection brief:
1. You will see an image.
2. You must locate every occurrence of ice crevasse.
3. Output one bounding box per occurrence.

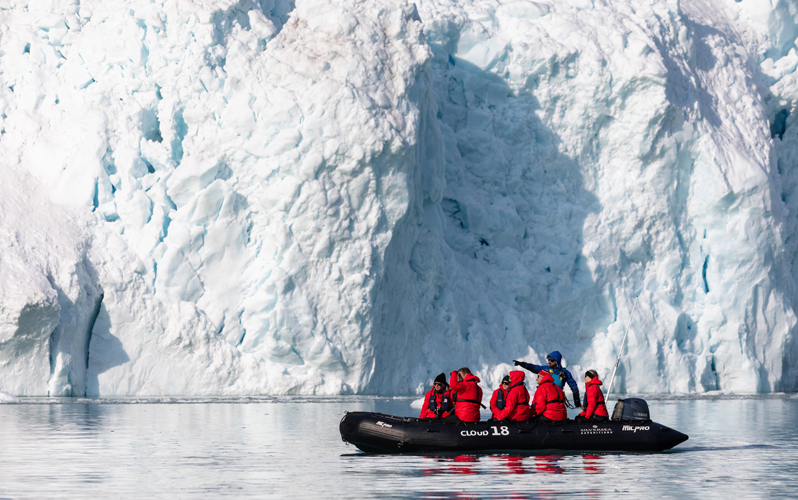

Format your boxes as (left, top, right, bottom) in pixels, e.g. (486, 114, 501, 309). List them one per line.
(0, 0, 797, 397)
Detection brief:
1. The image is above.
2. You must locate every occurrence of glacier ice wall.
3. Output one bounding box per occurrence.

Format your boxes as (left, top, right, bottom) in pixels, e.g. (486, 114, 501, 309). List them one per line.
(1, 0, 797, 396)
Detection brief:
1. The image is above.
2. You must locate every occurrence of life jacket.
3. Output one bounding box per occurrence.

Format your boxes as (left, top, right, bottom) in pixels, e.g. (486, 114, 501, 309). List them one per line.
(496, 381, 524, 410)
(496, 387, 507, 410)
(532, 371, 567, 421)
(546, 368, 569, 388)
(504, 380, 528, 407)
(427, 389, 455, 414)
(580, 377, 609, 419)
(594, 386, 605, 406)
(449, 372, 485, 422)
(539, 380, 565, 404)
(495, 371, 533, 422)
(544, 351, 570, 389)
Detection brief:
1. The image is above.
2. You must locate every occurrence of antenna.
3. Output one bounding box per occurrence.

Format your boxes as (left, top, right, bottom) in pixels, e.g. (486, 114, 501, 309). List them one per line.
(605, 294, 640, 402)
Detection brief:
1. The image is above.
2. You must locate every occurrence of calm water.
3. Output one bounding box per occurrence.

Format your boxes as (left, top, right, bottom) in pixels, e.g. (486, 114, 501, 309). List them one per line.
(1, 395, 796, 499)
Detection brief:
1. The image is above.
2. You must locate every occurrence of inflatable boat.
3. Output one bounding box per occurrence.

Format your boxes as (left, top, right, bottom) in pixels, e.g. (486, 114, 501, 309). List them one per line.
(339, 398, 688, 453)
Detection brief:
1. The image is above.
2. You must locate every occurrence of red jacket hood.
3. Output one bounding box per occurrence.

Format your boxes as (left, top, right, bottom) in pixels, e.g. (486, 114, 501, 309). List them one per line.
(509, 370, 525, 386)
(538, 371, 555, 384)
(463, 373, 481, 384)
(586, 377, 603, 387)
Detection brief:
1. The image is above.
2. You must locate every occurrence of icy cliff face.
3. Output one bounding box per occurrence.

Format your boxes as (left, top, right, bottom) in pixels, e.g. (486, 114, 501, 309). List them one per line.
(0, 0, 797, 396)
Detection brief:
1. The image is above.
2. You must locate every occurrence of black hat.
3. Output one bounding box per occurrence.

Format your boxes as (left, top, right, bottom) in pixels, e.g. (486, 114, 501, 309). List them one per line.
(434, 373, 447, 386)
(502, 375, 511, 384)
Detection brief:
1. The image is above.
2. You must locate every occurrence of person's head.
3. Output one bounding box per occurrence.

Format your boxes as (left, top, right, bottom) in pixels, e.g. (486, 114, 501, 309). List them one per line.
(501, 375, 510, 389)
(584, 369, 598, 384)
(457, 367, 471, 382)
(433, 373, 447, 393)
(536, 373, 544, 385)
(546, 351, 563, 368)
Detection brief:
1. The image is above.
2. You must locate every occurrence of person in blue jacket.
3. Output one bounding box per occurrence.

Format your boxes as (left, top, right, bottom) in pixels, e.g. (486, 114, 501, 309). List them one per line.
(513, 351, 581, 408)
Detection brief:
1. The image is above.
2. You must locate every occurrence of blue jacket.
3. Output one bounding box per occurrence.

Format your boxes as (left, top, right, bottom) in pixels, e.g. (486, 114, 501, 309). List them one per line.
(517, 351, 580, 405)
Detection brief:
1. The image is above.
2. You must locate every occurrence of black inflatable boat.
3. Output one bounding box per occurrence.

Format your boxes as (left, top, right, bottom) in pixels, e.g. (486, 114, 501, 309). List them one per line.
(340, 398, 688, 453)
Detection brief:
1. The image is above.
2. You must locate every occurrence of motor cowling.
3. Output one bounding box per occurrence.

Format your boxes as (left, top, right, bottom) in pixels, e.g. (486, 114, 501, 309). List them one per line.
(611, 398, 650, 422)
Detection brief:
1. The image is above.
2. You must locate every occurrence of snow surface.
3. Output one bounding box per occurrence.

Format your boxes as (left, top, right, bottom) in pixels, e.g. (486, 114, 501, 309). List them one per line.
(0, 390, 21, 402)
(1, 0, 798, 396)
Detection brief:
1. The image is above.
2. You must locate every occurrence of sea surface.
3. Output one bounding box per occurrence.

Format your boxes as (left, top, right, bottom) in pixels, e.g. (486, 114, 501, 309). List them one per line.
(1, 395, 796, 499)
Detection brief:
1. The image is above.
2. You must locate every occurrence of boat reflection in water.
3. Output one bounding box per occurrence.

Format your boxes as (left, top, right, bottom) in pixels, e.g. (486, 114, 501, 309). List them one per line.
(420, 453, 606, 476)
(533, 455, 565, 474)
(582, 454, 603, 474)
(421, 455, 479, 476)
(417, 454, 607, 498)
(501, 455, 525, 474)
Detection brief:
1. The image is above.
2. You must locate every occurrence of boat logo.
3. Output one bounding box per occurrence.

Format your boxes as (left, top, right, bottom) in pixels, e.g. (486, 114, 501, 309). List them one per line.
(580, 427, 612, 434)
(461, 430, 490, 436)
(459, 426, 510, 437)
(621, 425, 650, 433)
(376, 421, 393, 428)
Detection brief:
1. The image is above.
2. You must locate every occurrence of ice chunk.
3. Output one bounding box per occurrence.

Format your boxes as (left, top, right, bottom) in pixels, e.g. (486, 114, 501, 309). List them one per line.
(0, 391, 20, 403)
(499, 1, 549, 20)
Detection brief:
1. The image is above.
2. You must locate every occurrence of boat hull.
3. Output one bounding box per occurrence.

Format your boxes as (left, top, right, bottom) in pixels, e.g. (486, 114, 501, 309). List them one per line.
(339, 412, 688, 454)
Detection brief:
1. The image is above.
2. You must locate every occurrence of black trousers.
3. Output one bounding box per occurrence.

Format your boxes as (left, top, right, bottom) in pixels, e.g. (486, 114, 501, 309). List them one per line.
(442, 414, 481, 424)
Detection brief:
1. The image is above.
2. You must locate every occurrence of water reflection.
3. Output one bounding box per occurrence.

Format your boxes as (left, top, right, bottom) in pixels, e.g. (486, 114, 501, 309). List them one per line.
(533, 454, 564, 474)
(499, 455, 525, 474)
(582, 454, 603, 474)
(419, 453, 607, 477)
(422, 455, 479, 476)
(0, 397, 796, 499)
(416, 454, 611, 498)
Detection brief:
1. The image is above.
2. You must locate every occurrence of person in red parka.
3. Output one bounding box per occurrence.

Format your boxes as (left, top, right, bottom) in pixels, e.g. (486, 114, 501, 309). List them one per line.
(419, 373, 457, 419)
(574, 370, 610, 423)
(494, 370, 533, 422)
(489, 375, 511, 420)
(445, 367, 483, 422)
(531, 371, 567, 422)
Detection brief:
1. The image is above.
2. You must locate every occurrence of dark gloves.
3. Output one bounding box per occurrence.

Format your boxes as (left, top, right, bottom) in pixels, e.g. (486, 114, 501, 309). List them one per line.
(513, 360, 521, 366)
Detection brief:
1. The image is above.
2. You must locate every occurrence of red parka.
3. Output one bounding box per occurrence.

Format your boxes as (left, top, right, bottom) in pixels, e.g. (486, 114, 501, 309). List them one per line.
(419, 388, 456, 419)
(578, 377, 609, 419)
(531, 371, 567, 421)
(489, 386, 508, 420)
(494, 371, 533, 421)
(449, 371, 483, 422)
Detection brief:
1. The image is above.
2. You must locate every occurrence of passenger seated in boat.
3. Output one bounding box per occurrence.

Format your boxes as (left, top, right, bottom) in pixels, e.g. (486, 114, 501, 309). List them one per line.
(530, 371, 567, 423)
(513, 351, 580, 408)
(489, 375, 511, 420)
(492, 371, 533, 422)
(443, 368, 484, 423)
(574, 370, 609, 423)
(419, 373, 456, 419)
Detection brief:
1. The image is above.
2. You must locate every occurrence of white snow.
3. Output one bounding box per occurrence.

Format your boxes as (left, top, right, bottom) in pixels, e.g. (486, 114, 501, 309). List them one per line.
(0, 390, 21, 403)
(0, 0, 797, 397)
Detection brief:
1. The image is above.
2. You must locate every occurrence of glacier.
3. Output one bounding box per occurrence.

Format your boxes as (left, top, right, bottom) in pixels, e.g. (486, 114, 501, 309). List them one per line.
(1, 0, 797, 397)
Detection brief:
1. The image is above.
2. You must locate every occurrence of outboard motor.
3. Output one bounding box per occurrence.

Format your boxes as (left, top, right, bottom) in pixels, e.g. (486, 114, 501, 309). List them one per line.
(611, 398, 651, 422)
